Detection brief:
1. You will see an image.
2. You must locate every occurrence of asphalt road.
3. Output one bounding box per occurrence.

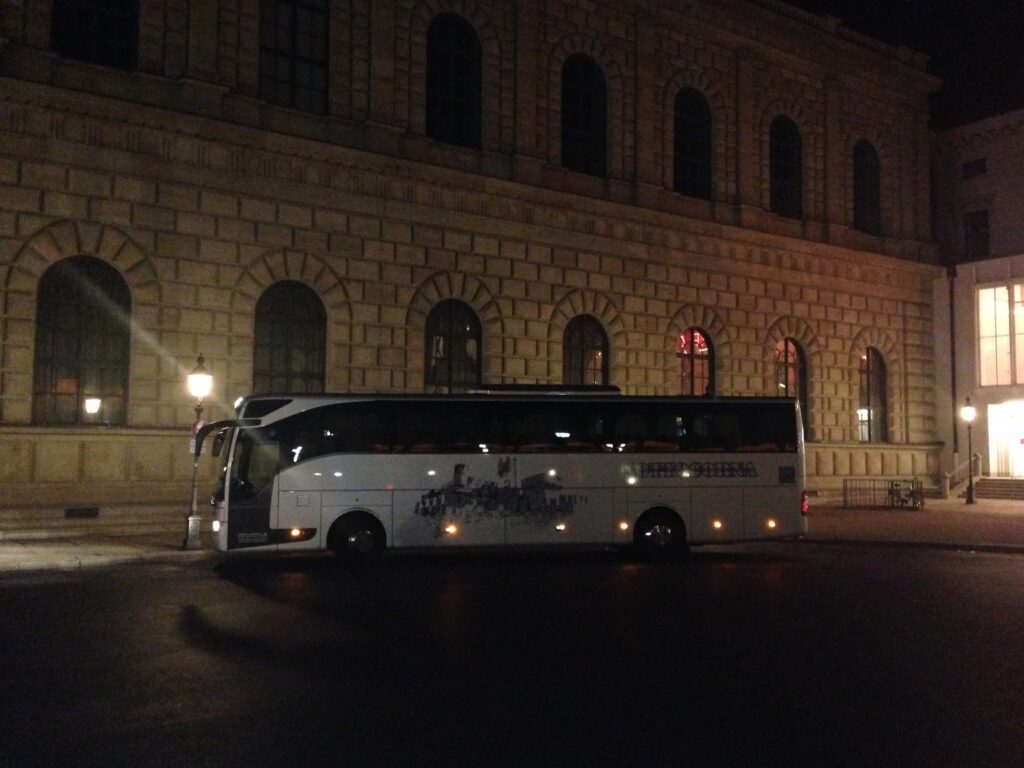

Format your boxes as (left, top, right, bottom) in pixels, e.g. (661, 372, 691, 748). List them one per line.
(1, 544, 1022, 767)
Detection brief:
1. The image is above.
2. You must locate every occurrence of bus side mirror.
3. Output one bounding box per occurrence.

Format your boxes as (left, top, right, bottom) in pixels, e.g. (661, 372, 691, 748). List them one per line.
(212, 431, 226, 457)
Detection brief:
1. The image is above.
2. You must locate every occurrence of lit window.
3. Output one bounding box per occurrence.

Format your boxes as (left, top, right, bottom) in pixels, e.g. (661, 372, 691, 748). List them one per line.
(425, 300, 482, 392)
(563, 315, 608, 386)
(774, 338, 808, 420)
(977, 285, 1022, 386)
(858, 348, 888, 442)
(677, 328, 713, 396)
(33, 257, 131, 425)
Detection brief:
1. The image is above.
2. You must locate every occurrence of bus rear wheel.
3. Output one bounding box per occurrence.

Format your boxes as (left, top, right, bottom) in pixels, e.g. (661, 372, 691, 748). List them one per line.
(329, 512, 385, 560)
(633, 508, 687, 558)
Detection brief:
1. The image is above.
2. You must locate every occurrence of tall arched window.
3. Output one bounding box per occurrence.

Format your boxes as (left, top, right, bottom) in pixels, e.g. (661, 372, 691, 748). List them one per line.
(853, 140, 881, 236)
(426, 14, 482, 149)
(33, 256, 131, 425)
(858, 347, 888, 442)
(774, 338, 807, 418)
(561, 54, 607, 177)
(253, 281, 326, 393)
(770, 116, 803, 219)
(676, 328, 713, 395)
(673, 89, 712, 200)
(425, 300, 482, 391)
(52, 0, 139, 70)
(563, 315, 609, 386)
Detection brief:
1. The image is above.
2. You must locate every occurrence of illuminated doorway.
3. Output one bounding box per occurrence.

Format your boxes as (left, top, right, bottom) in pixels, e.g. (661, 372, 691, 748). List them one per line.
(988, 401, 1024, 477)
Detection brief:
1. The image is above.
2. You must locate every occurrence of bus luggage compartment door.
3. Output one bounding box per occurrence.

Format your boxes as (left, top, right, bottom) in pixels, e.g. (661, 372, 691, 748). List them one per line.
(276, 490, 323, 550)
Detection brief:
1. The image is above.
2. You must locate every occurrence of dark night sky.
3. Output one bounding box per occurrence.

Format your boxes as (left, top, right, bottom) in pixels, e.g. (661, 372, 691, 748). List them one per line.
(783, 0, 1024, 128)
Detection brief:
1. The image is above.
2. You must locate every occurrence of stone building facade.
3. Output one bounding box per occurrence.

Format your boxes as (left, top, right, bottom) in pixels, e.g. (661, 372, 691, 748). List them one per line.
(932, 108, 1024, 479)
(0, 0, 942, 512)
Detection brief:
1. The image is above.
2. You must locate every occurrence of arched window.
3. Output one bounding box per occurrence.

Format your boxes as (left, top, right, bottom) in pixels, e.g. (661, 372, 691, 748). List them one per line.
(426, 14, 482, 149)
(425, 300, 482, 391)
(770, 116, 803, 219)
(676, 328, 713, 395)
(259, 0, 329, 113)
(673, 89, 712, 200)
(33, 256, 131, 425)
(774, 338, 807, 418)
(561, 54, 607, 177)
(563, 315, 609, 385)
(853, 140, 881, 236)
(858, 347, 888, 442)
(52, 0, 139, 70)
(253, 281, 326, 393)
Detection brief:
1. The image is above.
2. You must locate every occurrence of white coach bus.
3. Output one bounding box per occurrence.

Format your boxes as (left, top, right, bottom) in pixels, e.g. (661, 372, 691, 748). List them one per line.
(204, 391, 807, 557)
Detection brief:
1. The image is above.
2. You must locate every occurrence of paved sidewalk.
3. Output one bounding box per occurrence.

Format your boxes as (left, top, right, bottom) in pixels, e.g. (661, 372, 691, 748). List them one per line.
(1, 497, 1022, 574)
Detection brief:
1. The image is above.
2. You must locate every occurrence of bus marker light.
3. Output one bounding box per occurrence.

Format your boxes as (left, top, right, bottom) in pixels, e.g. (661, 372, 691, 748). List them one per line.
(712, 520, 723, 530)
(333, 472, 343, 477)
(626, 476, 638, 486)
(618, 521, 629, 531)
(767, 519, 777, 529)
(445, 524, 458, 535)
(548, 469, 557, 477)
(555, 523, 567, 532)
(212, 520, 221, 533)
(290, 528, 302, 538)
(427, 470, 437, 476)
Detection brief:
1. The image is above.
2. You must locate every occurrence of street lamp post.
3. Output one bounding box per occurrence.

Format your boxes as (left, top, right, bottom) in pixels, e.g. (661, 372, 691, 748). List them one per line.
(960, 398, 977, 505)
(183, 354, 213, 550)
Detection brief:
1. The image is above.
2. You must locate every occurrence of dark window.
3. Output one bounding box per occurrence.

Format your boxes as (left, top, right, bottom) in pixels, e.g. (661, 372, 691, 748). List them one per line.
(774, 338, 808, 420)
(673, 89, 712, 200)
(563, 315, 609, 386)
(676, 328, 713, 395)
(770, 116, 803, 219)
(52, 0, 138, 70)
(425, 300, 482, 392)
(858, 347, 888, 442)
(964, 210, 990, 260)
(253, 281, 326, 393)
(961, 158, 987, 179)
(259, 0, 328, 113)
(426, 14, 482, 149)
(33, 256, 131, 425)
(853, 140, 881, 236)
(561, 54, 607, 177)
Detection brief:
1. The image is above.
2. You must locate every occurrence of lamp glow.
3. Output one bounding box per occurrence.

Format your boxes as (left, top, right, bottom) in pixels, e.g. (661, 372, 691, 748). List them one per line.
(187, 354, 213, 399)
(84, 397, 102, 415)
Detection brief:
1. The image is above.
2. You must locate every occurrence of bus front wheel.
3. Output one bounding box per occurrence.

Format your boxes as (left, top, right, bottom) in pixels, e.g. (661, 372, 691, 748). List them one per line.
(633, 508, 687, 557)
(329, 512, 385, 560)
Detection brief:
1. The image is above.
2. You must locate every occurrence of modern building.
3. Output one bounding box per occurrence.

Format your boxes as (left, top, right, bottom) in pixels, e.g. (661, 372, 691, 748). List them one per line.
(0, 0, 942, 514)
(932, 107, 1024, 481)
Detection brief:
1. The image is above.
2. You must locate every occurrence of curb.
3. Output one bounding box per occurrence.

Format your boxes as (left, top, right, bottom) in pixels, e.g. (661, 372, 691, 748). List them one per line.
(797, 537, 1024, 556)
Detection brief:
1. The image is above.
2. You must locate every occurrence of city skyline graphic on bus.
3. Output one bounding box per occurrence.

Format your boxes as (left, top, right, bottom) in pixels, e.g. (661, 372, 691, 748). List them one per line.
(413, 458, 584, 537)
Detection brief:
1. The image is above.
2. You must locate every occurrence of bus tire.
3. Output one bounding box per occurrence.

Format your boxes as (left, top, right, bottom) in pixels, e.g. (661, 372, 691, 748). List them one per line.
(633, 508, 687, 558)
(329, 511, 385, 560)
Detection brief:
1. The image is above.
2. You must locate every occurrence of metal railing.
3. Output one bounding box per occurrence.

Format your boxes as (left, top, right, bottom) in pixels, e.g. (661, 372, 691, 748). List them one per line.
(842, 478, 923, 509)
(948, 453, 980, 487)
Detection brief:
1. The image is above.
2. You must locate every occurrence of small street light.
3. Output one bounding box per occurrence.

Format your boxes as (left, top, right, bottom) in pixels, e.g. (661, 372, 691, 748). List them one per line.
(960, 398, 977, 505)
(183, 354, 213, 550)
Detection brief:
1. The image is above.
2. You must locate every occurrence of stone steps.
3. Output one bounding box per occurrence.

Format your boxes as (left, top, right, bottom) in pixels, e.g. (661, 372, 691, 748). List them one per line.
(973, 478, 1024, 500)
